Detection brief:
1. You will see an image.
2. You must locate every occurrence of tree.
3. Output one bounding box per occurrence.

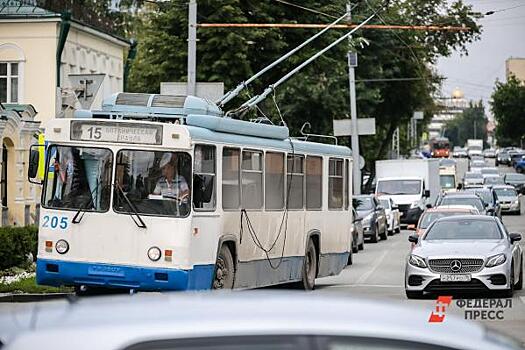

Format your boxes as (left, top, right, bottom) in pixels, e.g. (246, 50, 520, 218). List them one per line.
(444, 101, 487, 148)
(491, 75, 525, 147)
(127, 0, 481, 170)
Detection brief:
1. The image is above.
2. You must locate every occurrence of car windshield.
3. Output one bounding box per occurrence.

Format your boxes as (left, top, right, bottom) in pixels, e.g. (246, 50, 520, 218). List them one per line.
(506, 174, 525, 183)
(43, 145, 112, 211)
(355, 197, 374, 210)
(379, 199, 391, 209)
(481, 168, 498, 175)
(440, 174, 455, 189)
(425, 219, 502, 240)
(376, 179, 421, 195)
(439, 159, 456, 166)
(484, 176, 504, 185)
(419, 211, 469, 229)
(440, 197, 484, 211)
(465, 190, 491, 204)
(114, 150, 192, 217)
(494, 188, 518, 198)
(465, 172, 483, 179)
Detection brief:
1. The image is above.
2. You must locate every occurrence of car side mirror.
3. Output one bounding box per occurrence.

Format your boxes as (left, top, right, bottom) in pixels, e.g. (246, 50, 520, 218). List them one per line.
(426, 203, 432, 209)
(27, 145, 43, 185)
(376, 205, 383, 211)
(407, 224, 416, 231)
(424, 190, 430, 198)
(408, 234, 419, 243)
(510, 233, 522, 243)
(353, 217, 363, 223)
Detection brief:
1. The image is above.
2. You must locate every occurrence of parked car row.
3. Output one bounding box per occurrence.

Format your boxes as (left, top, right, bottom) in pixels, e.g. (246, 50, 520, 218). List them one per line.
(352, 195, 400, 247)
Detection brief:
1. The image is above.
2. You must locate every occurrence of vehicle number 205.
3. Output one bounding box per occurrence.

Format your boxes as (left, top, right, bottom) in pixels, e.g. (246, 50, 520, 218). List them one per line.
(42, 215, 68, 230)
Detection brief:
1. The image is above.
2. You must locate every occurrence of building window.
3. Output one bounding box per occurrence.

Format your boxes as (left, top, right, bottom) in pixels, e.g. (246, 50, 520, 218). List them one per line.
(329, 158, 344, 209)
(222, 148, 240, 210)
(0, 62, 19, 103)
(241, 150, 263, 209)
(193, 145, 216, 211)
(265, 152, 285, 210)
(287, 154, 304, 209)
(306, 156, 322, 209)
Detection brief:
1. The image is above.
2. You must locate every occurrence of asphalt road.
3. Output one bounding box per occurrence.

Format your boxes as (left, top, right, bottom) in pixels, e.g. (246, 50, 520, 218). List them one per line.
(316, 163, 525, 345)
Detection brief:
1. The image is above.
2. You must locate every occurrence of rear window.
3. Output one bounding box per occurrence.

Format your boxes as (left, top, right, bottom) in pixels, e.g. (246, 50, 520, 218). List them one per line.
(425, 219, 502, 240)
(440, 197, 484, 212)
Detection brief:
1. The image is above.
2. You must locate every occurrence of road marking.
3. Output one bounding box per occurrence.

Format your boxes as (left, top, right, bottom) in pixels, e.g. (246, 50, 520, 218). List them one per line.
(355, 248, 390, 284)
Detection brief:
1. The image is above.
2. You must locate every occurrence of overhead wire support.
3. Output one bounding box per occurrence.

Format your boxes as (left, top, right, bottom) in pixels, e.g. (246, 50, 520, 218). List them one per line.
(237, 10, 380, 113)
(216, 11, 351, 107)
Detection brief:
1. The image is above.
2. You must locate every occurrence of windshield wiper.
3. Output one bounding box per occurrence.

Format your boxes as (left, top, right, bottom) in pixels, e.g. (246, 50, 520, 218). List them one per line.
(72, 183, 103, 224)
(114, 181, 147, 229)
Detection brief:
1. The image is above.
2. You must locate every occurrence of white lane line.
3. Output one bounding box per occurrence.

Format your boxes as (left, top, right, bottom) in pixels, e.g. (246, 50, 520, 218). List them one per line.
(355, 248, 390, 285)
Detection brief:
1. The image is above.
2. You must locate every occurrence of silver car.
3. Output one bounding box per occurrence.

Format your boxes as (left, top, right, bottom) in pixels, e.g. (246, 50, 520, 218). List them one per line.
(493, 185, 521, 215)
(405, 215, 523, 299)
(1, 292, 522, 350)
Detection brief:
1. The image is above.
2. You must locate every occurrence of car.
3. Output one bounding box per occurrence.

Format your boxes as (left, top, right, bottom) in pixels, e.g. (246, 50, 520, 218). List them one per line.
(405, 215, 523, 299)
(379, 196, 401, 235)
(496, 151, 511, 166)
(409, 206, 479, 238)
(504, 173, 525, 194)
(463, 171, 484, 187)
(515, 157, 525, 173)
(1, 292, 522, 350)
(509, 151, 525, 168)
(452, 147, 468, 158)
(351, 207, 364, 254)
(483, 175, 505, 186)
(470, 159, 486, 169)
(353, 195, 388, 243)
(480, 167, 499, 178)
(483, 149, 496, 158)
(493, 185, 521, 215)
(464, 187, 502, 219)
(435, 192, 487, 215)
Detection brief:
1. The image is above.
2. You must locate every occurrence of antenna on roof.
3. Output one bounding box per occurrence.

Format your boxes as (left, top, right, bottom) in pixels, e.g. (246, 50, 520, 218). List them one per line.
(216, 10, 351, 108)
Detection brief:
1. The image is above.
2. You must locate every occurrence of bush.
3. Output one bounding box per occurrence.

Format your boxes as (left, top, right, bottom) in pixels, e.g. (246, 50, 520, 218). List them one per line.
(0, 226, 38, 270)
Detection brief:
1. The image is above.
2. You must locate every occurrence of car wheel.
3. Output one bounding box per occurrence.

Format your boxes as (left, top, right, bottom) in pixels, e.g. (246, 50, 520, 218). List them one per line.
(380, 223, 388, 240)
(405, 290, 424, 299)
(352, 238, 358, 254)
(395, 225, 401, 234)
(358, 241, 364, 250)
(370, 225, 379, 243)
(515, 259, 523, 291)
(502, 265, 515, 298)
(347, 249, 353, 265)
(213, 245, 235, 289)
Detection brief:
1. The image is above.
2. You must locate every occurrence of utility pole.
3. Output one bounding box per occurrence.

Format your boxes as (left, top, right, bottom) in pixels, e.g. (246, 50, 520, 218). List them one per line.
(187, 0, 197, 96)
(473, 119, 477, 139)
(347, 2, 361, 194)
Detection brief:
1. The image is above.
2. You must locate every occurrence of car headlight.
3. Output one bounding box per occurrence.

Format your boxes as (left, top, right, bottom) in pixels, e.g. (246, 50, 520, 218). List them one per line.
(55, 239, 69, 254)
(514, 199, 519, 205)
(409, 255, 427, 268)
(485, 254, 506, 268)
(410, 201, 419, 209)
(147, 246, 162, 261)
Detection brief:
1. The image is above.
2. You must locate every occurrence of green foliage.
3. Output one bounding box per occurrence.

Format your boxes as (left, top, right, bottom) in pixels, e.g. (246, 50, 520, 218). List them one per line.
(0, 226, 38, 270)
(491, 75, 525, 147)
(0, 276, 72, 294)
(127, 0, 481, 166)
(444, 101, 487, 148)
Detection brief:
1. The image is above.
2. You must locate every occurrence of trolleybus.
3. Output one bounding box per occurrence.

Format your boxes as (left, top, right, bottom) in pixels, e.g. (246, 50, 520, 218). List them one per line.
(28, 93, 353, 292)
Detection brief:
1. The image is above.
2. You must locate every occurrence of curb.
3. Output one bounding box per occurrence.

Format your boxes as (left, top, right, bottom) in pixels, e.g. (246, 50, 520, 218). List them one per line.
(0, 293, 73, 303)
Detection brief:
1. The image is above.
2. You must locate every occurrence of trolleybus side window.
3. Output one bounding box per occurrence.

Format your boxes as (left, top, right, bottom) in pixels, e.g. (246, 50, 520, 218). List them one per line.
(113, 150, 191, 217)
(306, 156, 322, 209)
(329, 158, 344, 209)
(242, 150, 263, 209)
(193, 145, 216, 211)
(265, 152, 285, 210)
(43, 145, 112, 212)
(222, 148, 240, 210)
(287, 154, 304, 209)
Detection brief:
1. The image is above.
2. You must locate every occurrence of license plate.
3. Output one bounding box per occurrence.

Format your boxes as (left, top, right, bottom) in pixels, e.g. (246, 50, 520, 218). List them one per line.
(440, 274, 471, 282)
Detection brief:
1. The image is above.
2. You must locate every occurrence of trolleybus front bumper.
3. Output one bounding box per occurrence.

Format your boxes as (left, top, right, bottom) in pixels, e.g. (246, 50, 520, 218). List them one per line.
(36, 258, 215, 291)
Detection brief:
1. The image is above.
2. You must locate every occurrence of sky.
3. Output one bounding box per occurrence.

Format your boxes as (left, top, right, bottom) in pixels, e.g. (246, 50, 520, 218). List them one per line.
(436, 0, 525, 118)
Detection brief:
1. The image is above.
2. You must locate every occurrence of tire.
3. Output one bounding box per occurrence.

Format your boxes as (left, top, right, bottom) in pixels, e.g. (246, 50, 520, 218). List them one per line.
(358, 241, 364, 251)
(502, 265, 515, 298)
(380, 223, 388, 241)
(298, 239, 317, 290)
(395, 225, 401, 234)
(515, 259, 523, 291)
(347, 249, 353, 265)
(405, 290, 424, 299)
(213, 245, 235, 289)
(352, 233, 358, 253)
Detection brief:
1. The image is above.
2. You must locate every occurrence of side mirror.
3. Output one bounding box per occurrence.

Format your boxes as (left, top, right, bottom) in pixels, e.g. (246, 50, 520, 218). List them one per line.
(426, 203, 432, 209)
(424, 190, 431, 198)
(376, 205, 384, 211)
(353, 217, 363, 223)
(407, 224, 416, 231)
(510, 233, 522, 243)
(408, 234, 419, 243)
(27, 145, 43, 185)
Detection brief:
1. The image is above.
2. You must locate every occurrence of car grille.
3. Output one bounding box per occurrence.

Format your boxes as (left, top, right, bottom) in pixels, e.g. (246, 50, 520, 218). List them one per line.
(424, 279, 488, 292)
(428, 258, 484, 274)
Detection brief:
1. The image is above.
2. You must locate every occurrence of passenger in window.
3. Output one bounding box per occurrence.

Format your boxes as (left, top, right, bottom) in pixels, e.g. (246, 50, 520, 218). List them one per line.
(152, 153, 190, 202)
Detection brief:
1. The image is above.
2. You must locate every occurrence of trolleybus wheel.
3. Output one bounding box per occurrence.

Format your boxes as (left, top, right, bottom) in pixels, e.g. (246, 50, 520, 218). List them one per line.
(301, 239, 317, 290)
(213, 245, 235, 289)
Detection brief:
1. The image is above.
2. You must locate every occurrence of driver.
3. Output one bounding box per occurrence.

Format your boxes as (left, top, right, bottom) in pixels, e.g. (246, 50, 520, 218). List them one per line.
(152, 153, 189, 202)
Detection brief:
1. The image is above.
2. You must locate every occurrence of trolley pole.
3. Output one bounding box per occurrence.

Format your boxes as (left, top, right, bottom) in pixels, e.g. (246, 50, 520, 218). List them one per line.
(187, 0, 197, 96)
(347, 2, 361, 194)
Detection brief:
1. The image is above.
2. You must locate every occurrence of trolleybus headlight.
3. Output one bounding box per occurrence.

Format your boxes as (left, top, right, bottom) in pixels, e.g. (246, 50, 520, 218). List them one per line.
(148, 247, 162, 261)
(55, 239, 69, 254)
